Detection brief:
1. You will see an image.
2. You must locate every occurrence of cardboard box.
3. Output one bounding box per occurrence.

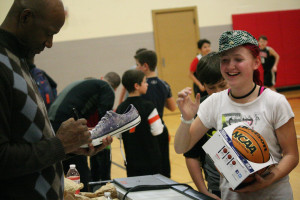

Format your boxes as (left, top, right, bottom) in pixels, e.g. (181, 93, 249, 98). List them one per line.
(202, 122, 277, 190)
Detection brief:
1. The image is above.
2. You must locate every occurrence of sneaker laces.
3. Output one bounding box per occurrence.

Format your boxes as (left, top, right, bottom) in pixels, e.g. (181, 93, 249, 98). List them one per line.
(91, 111, 113, 134)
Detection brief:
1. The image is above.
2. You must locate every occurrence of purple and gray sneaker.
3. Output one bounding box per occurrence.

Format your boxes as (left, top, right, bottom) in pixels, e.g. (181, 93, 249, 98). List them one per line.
(80, 104, 141, 148)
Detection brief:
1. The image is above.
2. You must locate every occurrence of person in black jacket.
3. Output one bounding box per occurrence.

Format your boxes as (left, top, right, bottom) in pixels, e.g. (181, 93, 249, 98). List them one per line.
(48, 73, 120, 191)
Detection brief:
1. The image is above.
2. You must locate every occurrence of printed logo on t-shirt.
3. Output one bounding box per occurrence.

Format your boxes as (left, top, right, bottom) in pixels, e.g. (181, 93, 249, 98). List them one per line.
(221, 112, 261, 129)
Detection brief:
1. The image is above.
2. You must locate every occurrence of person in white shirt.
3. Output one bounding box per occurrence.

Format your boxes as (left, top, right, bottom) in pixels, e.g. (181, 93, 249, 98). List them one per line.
(174, 30, 298, 200)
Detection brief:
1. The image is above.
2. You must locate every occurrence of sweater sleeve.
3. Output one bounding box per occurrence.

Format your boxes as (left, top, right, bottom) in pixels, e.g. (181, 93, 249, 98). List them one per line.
(0, 136, 66, 179)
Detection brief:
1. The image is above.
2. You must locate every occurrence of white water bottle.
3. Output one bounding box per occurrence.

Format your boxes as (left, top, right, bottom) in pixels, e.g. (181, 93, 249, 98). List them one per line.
(66, 164, 80, 194)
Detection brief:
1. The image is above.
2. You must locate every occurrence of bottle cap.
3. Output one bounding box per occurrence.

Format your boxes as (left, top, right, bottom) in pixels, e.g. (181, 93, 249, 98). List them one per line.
(70, 164, 76, 169)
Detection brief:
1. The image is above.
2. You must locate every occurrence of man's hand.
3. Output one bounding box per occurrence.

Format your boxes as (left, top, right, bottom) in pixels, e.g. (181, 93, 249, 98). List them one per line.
(73, 136, 113, 156)
(56, 118, 91, 154)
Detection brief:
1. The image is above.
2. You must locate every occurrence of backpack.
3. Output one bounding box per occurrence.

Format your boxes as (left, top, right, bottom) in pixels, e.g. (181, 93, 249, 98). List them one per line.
(30, 67, 57, 110)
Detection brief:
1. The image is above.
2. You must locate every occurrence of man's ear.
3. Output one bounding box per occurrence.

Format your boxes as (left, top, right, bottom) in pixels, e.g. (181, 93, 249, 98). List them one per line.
(20, 9, 34, 24)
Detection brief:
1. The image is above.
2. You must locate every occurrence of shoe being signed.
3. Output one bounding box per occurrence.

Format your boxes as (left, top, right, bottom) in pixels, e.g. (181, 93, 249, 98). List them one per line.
(80, 104, 141, 148)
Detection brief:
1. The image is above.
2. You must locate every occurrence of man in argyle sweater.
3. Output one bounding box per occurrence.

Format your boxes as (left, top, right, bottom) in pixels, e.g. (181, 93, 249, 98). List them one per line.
(0, 0, 112, 199)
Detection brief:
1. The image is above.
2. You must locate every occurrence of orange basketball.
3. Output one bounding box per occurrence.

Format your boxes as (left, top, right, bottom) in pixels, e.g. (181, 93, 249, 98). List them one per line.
(232, 126, 270, 183)
(232, 126, 269, 163)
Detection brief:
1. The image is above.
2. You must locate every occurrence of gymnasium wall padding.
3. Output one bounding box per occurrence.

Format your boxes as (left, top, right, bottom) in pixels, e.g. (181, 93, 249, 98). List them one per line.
(232, 9, 300, 88)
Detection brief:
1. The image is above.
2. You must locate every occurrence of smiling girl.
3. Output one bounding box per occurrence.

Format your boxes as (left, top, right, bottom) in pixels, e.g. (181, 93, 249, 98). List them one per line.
(174, 30, 298, 200)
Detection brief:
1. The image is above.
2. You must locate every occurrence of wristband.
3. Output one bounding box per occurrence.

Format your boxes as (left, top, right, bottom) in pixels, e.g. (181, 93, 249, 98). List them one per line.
(180, 115, 194, 124)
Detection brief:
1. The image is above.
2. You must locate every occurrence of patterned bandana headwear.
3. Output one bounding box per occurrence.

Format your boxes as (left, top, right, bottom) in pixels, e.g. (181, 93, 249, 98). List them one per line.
(218, 30, 258, 53)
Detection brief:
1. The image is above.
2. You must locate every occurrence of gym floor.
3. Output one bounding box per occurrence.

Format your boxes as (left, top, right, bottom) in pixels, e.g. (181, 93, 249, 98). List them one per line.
(109, 89, 300, 199)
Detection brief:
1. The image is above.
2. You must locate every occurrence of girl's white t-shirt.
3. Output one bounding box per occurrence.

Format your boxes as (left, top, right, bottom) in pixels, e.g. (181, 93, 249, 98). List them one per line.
(197, 88, 294, 200)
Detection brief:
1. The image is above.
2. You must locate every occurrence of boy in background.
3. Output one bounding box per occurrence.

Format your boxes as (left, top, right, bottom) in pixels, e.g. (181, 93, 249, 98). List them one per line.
(184, 52, 228, 200)
(134, 50, 176, 178)
(258, 35, 280, 91)
(189, 39, 211, 97)
(118, 48, 147, 105)
(116, 69, 164, 176)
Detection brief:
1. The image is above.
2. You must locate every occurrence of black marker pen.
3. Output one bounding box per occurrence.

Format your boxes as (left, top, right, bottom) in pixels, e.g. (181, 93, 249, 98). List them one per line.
(72, 107, 79, 120)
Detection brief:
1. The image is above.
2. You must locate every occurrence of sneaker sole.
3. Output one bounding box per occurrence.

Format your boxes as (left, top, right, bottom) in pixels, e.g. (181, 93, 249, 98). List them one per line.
(80, 115, 141, 148)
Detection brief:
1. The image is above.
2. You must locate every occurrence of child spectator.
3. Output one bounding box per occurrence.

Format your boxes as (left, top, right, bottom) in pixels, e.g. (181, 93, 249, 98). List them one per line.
(134, 50, 177, 178)
(116, 69, 164, 177)
(118, 48, 147, 105)
(175, 30, 298, 200)
(189, 39, 211, 97)
(184, 52, 228, 200)
(258, 35, 280, 91)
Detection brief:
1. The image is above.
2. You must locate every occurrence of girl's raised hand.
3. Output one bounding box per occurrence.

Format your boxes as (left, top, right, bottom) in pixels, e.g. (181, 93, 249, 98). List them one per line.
(177, 87, 200, 120)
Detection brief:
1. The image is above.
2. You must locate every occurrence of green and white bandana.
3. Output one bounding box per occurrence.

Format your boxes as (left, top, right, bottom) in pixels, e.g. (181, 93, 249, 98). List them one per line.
(218, 30, 258, 53)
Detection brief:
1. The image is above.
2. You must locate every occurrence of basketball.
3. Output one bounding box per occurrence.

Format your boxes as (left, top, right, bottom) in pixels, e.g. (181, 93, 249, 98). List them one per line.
(232, 126, 270, 183)
(232, 125, 269, 163)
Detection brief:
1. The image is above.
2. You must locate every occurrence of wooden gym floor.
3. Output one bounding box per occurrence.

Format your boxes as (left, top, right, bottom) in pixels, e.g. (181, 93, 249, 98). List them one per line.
(109, 89, 300, 199)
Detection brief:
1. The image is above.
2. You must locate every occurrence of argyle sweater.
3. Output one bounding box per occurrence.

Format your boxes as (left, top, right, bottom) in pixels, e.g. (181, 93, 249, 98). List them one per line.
(0, 29, 66, 199)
